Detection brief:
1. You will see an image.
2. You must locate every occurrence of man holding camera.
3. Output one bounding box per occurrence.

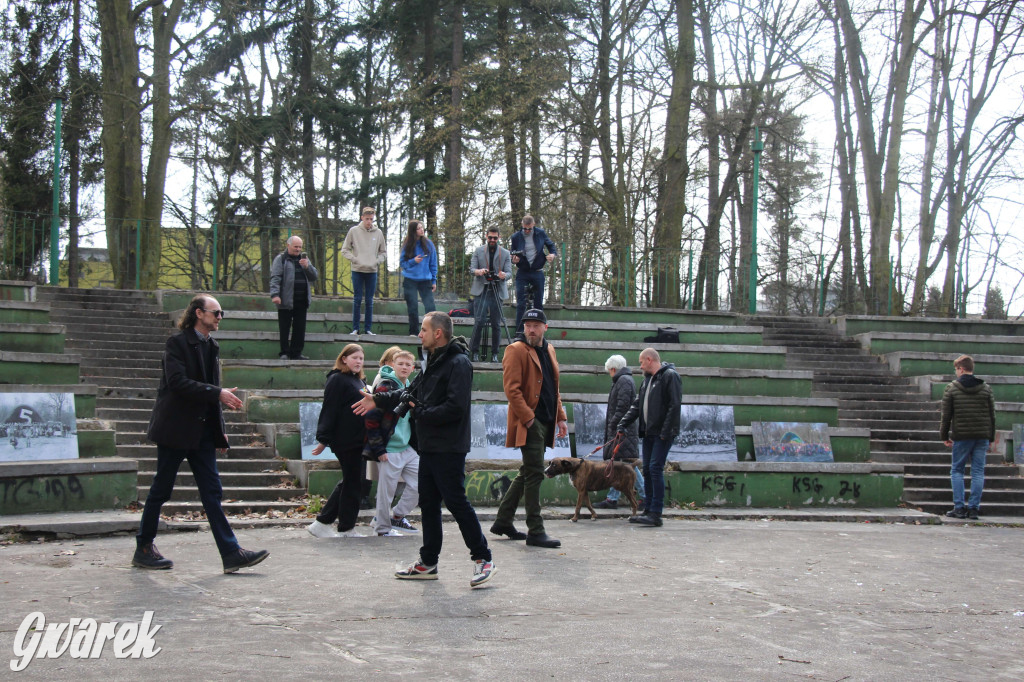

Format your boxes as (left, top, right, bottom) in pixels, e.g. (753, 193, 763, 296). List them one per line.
(491, 308, 568, 548)
(509, 215, 558, 331)
(469, 227, 513, 362)
(270, 236, 318, 360)
(353, 311, 495, 587)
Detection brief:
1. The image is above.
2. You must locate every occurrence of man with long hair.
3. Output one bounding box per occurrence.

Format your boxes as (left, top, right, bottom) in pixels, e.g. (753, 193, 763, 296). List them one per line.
(133, 294, 269, 573)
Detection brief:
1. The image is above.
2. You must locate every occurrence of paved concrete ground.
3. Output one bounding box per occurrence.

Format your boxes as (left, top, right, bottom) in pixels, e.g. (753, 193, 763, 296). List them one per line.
(2, 512, 1024, 680)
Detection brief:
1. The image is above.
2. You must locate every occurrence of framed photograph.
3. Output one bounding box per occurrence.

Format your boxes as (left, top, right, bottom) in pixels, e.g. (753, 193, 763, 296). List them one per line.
(1013, 423, 1024, 464)
(671, 404, 737, 462)
(470, 404, 571, 460)
(0, 392, 78, 462)
(572, 403, 609, 461)
(751, 421, 834, 462)
(299, 401, 333, 461)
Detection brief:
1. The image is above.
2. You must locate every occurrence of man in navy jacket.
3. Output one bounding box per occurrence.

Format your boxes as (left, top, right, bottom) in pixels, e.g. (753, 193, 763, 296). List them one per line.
(509, 215, 559, 331)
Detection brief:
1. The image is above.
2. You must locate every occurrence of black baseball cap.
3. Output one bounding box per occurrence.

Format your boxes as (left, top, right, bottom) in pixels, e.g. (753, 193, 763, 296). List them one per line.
(522, 309, 547, 324)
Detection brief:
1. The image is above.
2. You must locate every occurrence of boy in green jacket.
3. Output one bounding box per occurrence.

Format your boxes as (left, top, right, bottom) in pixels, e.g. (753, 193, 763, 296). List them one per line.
(940, 355, 996, 520)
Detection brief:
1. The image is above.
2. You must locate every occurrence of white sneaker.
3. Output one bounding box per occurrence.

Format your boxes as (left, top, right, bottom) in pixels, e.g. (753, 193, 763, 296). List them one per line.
(307, 520, 341, 538)
(471, 559, 496, 588)
(337, 528, 367, 538)
(364, 330, 377, 336)
(377, 529, 405, 537)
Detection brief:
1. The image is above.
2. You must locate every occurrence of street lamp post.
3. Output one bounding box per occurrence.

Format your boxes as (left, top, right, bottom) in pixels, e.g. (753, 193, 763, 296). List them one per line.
(749, 126, 764, 314)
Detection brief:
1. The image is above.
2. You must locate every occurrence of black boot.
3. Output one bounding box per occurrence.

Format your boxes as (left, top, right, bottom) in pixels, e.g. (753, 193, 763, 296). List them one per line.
(629, 512, 663, 527)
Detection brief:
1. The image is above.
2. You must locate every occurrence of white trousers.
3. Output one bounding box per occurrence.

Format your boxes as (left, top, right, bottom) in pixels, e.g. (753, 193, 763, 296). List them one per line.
(374, 446, 420, 534)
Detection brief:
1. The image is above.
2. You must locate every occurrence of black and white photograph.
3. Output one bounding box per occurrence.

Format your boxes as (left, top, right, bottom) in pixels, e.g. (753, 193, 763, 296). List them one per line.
(299, 401, 331, 461)
(0, 392, 78, 462)
(469, 404, 571, 460)
(752, 422, 834, 462)
(572, 402, 610, 460)
(671, 404, 737, 462)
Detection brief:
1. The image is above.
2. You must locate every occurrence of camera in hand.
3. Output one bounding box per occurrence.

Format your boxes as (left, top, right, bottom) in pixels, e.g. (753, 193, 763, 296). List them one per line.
(392, 390, 415, 418)
(484, 269, 500, 282)
(510, 249, 525, 259)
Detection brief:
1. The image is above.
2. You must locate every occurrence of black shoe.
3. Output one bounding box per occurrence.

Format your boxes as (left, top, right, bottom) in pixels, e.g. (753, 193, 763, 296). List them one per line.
(490, 522, 527, 541)
(967, 507, 980, 520)
(594, 499, 618, 509)
(223, 548, 269, 574)
(944, 507, 967, 519)
(525, 533, 561, 548)
(360, 496, 374, 510)
(132, 543, 173, 570)
(629, 513, 662, 526)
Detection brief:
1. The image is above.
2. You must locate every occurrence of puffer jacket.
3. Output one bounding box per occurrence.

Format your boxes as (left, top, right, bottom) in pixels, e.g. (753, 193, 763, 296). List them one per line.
(940, 373, 995, 442)
(604, 367, 639, 459)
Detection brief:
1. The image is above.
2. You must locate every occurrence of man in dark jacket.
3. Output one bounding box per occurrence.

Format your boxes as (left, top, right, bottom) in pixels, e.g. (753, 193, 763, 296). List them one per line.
(270, 235, 318, 360)
(509, 215, 559, 331)
(133, 294, 269, 574)
(354, 311, 494, 587)
(940, 354, 996, 520)
(618, 348, 682, 527)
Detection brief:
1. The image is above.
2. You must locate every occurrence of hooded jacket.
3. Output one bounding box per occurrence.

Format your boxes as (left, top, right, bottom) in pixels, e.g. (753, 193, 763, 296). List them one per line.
(940, 373, 995, 442)
(341, 223, 387, 273)
(618, 362, 682, 441)
(315, 369, 367, 453)
(604, 366, 639, 460)
(363, 365, 413, 458)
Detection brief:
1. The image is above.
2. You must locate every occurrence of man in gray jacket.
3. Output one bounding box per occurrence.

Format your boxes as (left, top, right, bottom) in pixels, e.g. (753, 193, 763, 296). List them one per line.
(270, 236, 318, 360)
(468, 227, 512, 362)
(940, 354, 996, 520)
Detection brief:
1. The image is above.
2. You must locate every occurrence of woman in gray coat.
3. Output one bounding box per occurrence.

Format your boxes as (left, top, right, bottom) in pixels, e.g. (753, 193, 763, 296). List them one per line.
(595, 355, 645, 509)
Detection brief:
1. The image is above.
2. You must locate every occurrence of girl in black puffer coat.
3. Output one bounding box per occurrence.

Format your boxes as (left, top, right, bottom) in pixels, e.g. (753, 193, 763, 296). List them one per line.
(595, 355, 644, 509)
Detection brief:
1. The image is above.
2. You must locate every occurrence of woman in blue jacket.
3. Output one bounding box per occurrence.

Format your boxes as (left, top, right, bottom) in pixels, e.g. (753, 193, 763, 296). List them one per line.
(399, 220, 438, 335)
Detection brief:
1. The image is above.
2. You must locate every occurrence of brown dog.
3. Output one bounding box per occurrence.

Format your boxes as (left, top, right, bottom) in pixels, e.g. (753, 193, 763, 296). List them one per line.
(544, 457, 640, 522)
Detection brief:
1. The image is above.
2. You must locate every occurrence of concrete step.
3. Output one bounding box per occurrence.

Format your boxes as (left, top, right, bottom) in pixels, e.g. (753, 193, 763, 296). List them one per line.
(904, 487, 1024, 505)
(129, 458, 286, 473)
(116, 431, 267, 446)
(903, 462, 1018, 475)
(838, 402, 938, 413)
(811, 375, 904, 386)
(138, 485, 301, 502)
(839, 419, 937, 430)
(96, 406, 250, 421)
(904, 474, 1024, 490)
(137, 471, 293, 487)
(872, 439, 951, 453)
(869, 451, 1005, 464)
(113, 420, 257, 435)
(66, 339, 170, 352)
(44, 300, 165, 313)
(154, 500, 307, 515)
(80, 373, 164, 387)
(817, 390, 931, 400)
(36, 287, 159, 302)
(870, 429, 945, 441)
(71, 348, 164, 361)
(909, 500, 1024, 516)
(117, 444, 276, 458)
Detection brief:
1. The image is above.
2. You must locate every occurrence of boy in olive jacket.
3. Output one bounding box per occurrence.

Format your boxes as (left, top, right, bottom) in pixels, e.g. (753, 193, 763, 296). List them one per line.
(940, 354, 995, 520)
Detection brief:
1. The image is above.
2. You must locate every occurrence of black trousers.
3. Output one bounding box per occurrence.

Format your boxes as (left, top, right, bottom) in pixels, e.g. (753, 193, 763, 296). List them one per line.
(417, 451, 490, 566)
(316, 447, 365, 532)
(278, 300, 309, 358)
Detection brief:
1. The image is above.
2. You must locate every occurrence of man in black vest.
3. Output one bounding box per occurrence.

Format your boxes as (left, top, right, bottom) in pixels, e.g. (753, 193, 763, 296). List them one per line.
(133, 294, 269, 574)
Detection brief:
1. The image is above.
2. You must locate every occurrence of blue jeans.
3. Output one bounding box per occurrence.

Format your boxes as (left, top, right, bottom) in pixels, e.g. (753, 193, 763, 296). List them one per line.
(641, 435, 672, 515)
(352, 271, 377, 332)
(403, 278, 435, 335)
(951, 439, 988, 509)
(607, 467, 645, 502)
(514, 270, 545, 330)
(137, 435, 239, 557)
(418, 451, 490, 566)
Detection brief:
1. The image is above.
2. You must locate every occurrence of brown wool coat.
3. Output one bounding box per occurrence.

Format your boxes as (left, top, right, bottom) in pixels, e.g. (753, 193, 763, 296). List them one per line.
(502, 340, 567, 449)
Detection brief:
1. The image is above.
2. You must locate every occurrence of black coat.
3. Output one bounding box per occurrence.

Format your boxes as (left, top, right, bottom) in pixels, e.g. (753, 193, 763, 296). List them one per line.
(618, 362, 682, 441)
(316, 369, 368, 453)
(378, 337, 473, 454)
(147, 330, 229, 450)
(604, 367, 639, 460)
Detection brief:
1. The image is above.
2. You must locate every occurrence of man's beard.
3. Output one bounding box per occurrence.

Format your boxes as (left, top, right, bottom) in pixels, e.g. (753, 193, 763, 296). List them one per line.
(525, 334, 543, 348)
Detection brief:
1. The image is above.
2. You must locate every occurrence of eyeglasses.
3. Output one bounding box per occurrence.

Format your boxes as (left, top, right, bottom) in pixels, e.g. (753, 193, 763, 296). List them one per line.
(202, 308, 225, 318)
(487, 237, 499, 241)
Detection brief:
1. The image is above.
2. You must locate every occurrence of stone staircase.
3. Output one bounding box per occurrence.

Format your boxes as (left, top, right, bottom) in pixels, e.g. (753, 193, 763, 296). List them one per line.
(755, 314, 1023, 516)
(35, 287, 303, 515)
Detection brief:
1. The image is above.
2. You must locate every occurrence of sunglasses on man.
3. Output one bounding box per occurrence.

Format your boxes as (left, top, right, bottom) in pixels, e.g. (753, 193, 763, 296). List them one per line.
(202, 308, 225, 318)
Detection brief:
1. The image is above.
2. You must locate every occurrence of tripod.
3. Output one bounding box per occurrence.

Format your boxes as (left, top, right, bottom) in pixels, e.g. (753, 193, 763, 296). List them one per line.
(471, 275, 513, 361)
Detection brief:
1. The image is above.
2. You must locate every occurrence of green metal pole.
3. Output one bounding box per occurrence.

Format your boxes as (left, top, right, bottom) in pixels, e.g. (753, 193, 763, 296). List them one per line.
(749, 127, 764, 314)
(686, 251, 694, 310)
(135, 219, 141, 290)
(50, 98, 64, 285)
(887, 257, 893, 316)
(818, 255, 826, 317)
(560, 241, 566, 306)
(212, 223, 219, 290)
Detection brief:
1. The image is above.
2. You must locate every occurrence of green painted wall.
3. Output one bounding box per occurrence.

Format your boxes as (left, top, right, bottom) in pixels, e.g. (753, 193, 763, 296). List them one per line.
(868, 337, 1024, 356)
(78, 430, 117, 458)
(839, 317, 1024, 337)
(0, 284, 33, 302)
(0, 307, 49, 324)
(307, 468, 902, 508)
(0, 472, 136, 514)
(894, 357, 1024, 377)
(0, 358, 80, 384)
(931, 381, 1024, 402)
(0, 330, 64, 354)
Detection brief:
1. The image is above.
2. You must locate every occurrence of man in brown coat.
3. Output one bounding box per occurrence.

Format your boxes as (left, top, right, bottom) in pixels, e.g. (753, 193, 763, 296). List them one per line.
(490, 309, 568, 548)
